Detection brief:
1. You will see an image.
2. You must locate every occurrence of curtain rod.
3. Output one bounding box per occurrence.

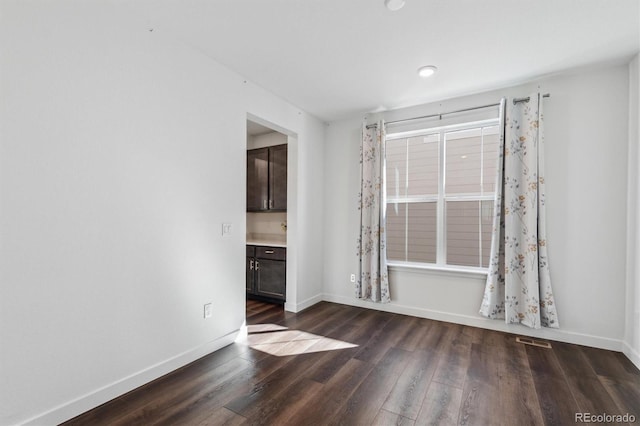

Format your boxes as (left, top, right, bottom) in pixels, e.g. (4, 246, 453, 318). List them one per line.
(366, 93, 550, 129)
(513, 93, 551, 104)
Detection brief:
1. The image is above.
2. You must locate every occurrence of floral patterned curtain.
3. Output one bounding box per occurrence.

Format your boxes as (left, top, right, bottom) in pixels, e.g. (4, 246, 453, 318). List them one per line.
(480, 94, 559, 328)
(357, 121, 390, 303)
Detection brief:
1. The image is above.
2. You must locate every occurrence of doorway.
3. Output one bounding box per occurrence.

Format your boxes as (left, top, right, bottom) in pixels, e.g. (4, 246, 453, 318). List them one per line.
(246, 119, 290, 311)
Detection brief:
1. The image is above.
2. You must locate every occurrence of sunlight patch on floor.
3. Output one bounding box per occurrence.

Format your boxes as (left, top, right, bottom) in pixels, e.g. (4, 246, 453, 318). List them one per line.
(247, 324, 288, 333)
(242, 324, 358, 357)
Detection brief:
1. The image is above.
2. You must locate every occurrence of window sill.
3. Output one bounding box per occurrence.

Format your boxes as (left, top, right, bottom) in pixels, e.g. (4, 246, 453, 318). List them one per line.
(387, 261, 488, 279)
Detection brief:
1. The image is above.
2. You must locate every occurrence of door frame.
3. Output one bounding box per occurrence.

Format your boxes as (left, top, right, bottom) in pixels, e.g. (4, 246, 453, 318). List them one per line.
(246, 113, 298, 312)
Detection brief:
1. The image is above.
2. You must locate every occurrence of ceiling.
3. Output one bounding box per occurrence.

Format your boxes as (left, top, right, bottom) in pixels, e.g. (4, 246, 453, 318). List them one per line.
(247, 120, 278, 137)
(129, 0, 639, 122)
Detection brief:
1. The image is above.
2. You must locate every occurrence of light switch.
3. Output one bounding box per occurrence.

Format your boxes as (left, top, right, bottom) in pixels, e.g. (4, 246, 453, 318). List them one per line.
(222, 223, 232, 236)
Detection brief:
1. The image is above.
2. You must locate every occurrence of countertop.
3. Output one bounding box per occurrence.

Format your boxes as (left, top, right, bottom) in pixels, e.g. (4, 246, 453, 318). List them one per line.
(246, 233, 286, 248)
(246, 240, 287, 248)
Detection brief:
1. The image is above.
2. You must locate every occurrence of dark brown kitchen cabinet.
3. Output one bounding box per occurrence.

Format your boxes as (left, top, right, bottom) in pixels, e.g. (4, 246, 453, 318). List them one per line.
(246, 148, 269, 211)
(268, 144, 287, 211)
(246, 245, 286, 303)
(247, 144, 287, 212)
(246, 245, 256, 293)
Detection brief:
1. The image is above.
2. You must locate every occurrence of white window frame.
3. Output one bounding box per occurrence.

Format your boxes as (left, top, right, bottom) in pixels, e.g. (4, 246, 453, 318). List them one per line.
(385, 118, 499, 274)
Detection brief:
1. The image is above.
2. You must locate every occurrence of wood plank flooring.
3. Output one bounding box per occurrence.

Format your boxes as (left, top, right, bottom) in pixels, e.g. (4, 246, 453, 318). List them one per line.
(64, 300, 640, 425)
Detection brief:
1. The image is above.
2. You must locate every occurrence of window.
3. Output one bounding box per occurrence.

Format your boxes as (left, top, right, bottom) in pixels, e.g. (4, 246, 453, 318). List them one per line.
(385, 120, 499, 269)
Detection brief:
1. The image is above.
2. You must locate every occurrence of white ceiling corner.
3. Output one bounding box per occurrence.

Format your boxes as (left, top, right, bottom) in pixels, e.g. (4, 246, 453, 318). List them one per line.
(129, 0, 639, 122)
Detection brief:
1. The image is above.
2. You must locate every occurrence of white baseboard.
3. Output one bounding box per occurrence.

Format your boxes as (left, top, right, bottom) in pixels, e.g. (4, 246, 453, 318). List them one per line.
(285, 293, 323, 313)
(622, 341, 640, 370)
(322, 293, 623, 352)
(22, 329, 241, 426)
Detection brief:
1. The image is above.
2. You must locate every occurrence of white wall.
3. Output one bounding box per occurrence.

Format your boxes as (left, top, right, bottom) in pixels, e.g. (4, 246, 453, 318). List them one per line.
(625, 53, 640, 368)
(323, 63, 631, 351)
(289, 117, 326, 311)
(0, 2, 324, 424)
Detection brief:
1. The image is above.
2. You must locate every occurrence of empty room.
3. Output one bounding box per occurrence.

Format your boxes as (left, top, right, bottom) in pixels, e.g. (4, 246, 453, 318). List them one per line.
(1, 1, 639, 425)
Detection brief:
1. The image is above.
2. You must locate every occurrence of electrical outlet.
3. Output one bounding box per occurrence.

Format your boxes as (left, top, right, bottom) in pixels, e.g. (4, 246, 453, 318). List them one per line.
(350, 274, 356, 282)
(204, 303, 213, 319)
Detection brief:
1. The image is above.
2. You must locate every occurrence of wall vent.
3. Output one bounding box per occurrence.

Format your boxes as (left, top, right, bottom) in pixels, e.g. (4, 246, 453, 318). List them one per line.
(516, 336, 552, 349)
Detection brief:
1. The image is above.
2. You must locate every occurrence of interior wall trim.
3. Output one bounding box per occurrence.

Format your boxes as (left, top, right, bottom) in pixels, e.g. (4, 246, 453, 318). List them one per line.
(622, 341, 640, 370)
(285, 293, 323, 313)
(21, 330, 241, 426)
(321, 293, 624, 353)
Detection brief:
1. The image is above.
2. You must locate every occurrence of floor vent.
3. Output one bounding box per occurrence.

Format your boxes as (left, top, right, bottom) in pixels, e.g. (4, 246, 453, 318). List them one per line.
(516, 336, 552, 349)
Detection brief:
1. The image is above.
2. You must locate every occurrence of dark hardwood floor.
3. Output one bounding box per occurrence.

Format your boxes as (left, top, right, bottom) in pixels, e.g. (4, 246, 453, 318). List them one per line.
(64, 300, 640, 425)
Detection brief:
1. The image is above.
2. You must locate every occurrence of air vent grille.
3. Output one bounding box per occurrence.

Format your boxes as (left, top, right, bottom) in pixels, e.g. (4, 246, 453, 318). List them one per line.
(516, 336, 552, 349)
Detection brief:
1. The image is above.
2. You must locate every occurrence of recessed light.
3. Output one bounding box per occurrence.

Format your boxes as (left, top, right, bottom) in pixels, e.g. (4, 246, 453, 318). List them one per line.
(418, 65, 437, 78)
(385, 0, 405, 11)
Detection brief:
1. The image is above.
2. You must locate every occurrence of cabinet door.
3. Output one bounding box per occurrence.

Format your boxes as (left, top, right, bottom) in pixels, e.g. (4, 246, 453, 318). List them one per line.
(247, 148, 269, 211)
(246, 257, 255, 294)
(269, 144, 287, 211)
(256, 259, 286, 300)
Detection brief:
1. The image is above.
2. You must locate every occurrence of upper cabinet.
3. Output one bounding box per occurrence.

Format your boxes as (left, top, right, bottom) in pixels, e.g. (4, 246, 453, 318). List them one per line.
(268, 144, 287, 211)
(247, 144, 287, 212)
(247, 148, 269, 211)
